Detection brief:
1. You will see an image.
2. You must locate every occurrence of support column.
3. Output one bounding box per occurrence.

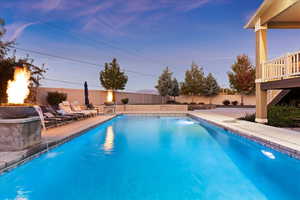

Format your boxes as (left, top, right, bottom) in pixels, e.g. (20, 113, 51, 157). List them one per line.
(255, 22, 268, 123)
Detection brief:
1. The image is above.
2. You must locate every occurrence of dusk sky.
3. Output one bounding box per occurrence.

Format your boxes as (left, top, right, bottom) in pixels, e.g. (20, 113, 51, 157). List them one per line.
(1, 0, 300, 92)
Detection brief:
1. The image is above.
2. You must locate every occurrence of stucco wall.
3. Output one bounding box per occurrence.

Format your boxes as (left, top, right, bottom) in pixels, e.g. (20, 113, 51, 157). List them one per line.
(176, 94, 256, 106)
(37, 87, 281, 106)
(36, 87, 164, 106)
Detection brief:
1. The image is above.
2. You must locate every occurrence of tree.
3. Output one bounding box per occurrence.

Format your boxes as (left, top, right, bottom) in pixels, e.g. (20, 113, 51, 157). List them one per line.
(180, 62, 205, 102)
(169, 78, 180, 101)
(228, 54, 255, 105)
(121, 98, 129, 105)
(100, 58, 128, 102)
(0, 19, 46, 103)
(0, 18, 13, 59)
(155, 67, 172, 102)
(202, 73, 220, 104)
(47, 91, 67, 108)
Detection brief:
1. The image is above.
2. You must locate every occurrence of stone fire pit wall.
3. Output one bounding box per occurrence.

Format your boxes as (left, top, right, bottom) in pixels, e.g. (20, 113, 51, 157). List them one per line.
(0, 106, 42, 151)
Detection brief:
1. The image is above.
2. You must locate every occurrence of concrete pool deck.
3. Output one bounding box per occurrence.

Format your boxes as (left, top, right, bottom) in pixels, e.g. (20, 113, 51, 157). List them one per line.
(194, 107, 255, 118)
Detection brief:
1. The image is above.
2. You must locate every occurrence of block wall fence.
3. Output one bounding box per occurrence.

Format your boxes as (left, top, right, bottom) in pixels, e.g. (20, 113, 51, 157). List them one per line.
(35, 87, 277, 106)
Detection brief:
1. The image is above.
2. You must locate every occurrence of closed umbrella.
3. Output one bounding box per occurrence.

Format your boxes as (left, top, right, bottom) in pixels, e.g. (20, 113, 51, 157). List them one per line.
(84, 81, 90, 106)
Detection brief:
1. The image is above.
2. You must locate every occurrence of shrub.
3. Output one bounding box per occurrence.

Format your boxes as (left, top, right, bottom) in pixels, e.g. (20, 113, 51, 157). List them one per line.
(121, 98, 129, 105)
(87, 103, 94, 109)
(268, 106, 300, 127)
(190, 102, 197, 105)
(239, 106, 300, 127)
(222, 100, 230, 106)
(239, 113, 255, 122)
(47, 92, 67, 106)
(232, 101, 238, 106)
(167, 100, 176, 104)
(188, 105, 196, 111)
(198, 102, 205, 105)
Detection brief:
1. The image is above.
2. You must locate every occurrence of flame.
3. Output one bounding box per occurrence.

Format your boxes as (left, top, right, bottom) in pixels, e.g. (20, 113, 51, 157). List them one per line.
(7, 67, 31, 104)
(107, 90, 113, 102)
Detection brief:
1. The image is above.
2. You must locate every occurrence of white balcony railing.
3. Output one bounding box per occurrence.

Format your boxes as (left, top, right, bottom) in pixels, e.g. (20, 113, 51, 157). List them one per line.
(262, 51, 300, 82)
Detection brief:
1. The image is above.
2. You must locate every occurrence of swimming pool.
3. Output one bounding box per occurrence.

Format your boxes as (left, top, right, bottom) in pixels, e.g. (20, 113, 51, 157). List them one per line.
(1, 115, 300, 200)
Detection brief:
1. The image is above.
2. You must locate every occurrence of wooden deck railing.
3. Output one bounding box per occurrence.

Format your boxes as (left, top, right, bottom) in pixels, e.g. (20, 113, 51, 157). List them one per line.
(262, 51, 300, 82)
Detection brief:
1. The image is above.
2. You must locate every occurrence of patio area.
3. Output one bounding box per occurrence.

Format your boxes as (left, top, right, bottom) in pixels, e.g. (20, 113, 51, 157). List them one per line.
(193, 107, 255, 119)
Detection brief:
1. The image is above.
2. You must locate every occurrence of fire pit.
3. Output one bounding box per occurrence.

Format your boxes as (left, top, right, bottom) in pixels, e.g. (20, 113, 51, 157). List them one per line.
(0, 106, 41, 151)
(0, 67, 42, 151)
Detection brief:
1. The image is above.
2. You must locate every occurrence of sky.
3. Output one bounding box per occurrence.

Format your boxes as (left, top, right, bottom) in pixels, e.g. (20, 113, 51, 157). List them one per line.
(1, 0, 300, 92)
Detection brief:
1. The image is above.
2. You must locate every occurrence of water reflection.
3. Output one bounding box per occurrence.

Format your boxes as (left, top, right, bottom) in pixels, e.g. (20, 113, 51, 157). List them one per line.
(45, 152, 61, 159)
(177, 119, 195, 125)
(261, 150, 276, 160)
(15, 188, 29, 200)
(103, 126, 115, 154)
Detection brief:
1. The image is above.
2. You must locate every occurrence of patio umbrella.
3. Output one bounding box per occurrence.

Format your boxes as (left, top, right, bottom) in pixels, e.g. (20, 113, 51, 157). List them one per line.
(84, 81, 90, 106)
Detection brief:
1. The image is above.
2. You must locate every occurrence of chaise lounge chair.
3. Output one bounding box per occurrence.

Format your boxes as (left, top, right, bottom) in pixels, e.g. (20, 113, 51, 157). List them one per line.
(59, 101, 89, 118)
(70, 101, 97, 116)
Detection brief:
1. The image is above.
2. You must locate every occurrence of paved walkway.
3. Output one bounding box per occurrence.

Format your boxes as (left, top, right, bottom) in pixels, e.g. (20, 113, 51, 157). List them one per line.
(189, 111, 300, 158)
(0, 115, 115, 173)
(43, 115, 114, 142)
(194, 107, 255, 118)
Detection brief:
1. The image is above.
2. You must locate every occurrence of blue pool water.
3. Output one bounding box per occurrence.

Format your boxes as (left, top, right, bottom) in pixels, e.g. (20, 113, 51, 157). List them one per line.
(1, 115, 300, 200)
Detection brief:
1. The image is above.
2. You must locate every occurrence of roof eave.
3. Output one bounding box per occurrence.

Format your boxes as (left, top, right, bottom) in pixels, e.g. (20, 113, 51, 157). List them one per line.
(244, 0, 272, 29)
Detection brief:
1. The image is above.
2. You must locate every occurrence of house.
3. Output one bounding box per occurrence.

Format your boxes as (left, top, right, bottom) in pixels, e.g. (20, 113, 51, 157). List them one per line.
(245, 0, 300, 123)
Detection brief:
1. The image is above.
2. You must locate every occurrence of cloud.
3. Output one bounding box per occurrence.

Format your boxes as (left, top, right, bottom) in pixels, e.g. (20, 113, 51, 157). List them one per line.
(32, 0, 62, 11)
(11, 0, 218, 15)
(77, 1, 115, 17)
(175, 0, 212, 11)
(4, 22, 37, 41)
(4, 0, 223, 36)
(115, 0, 215, 13)
(82, 13, 137, 36)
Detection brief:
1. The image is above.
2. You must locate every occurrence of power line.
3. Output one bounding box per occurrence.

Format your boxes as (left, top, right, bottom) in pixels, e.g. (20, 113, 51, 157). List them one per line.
(15, 47, 99, 68)
(17, 15, 235, 78)
(44, 78, 95, 86)
(44, 78, 140, 93)
(14, 47, 157, 77)
(22, 16, 166, 67)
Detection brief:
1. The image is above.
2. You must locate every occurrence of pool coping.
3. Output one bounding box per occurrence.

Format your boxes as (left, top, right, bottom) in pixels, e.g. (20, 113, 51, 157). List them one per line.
(188, 113, 300, 160)
(0, 115, 116, 175)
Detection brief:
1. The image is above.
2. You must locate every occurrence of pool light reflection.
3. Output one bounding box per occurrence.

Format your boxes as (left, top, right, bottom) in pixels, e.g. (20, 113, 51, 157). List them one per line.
(103, 126, 114, 153)
(261, 150, 276, 160)
(177, 120, 195, 125)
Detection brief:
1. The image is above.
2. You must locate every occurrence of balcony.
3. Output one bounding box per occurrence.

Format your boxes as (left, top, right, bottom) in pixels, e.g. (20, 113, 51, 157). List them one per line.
(261, 51, 300, 90)
(263, 51, 300, 82)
